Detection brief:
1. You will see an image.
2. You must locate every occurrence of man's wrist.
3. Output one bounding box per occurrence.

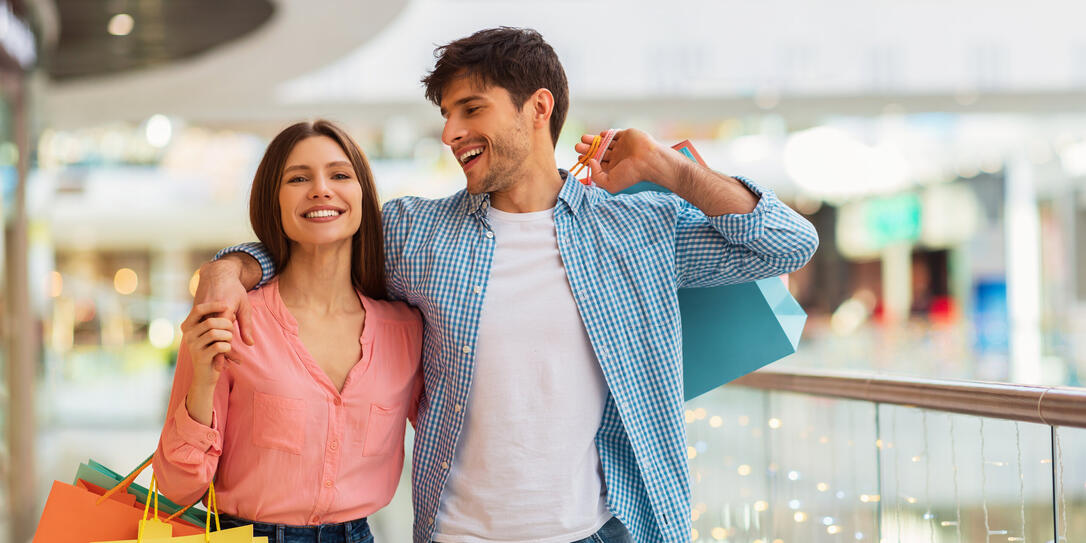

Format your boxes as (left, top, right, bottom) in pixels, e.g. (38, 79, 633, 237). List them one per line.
(203, 253, 260, 290)
(655, 146, 695, 194)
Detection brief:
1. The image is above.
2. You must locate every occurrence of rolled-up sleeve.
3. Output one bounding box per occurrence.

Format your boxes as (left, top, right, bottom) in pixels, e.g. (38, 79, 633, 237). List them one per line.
(215, 242, 276, 288)
(152, 343, 230, 507)
(675, 176, 819, 288)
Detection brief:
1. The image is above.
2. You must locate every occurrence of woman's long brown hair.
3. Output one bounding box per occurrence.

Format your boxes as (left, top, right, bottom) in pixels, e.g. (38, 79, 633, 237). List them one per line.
(249, 120, 386, 299)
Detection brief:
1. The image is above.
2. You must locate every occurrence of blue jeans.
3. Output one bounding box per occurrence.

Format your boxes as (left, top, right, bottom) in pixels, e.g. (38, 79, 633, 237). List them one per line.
(571, 517, 633, 543)
(217, 513, 374, 543)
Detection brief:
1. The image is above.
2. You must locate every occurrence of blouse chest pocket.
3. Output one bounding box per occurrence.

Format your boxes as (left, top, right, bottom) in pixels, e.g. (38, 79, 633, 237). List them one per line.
(355, 403, 407, 457)
(251, 391, 307, 455)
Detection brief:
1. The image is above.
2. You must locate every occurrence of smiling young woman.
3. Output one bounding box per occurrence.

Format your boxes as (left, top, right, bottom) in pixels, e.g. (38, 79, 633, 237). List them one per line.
(152, 120, 423, 543)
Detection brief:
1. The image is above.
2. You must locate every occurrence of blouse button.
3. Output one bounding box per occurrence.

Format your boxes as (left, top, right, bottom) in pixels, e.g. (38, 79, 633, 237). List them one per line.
(206, 432, 215, 441)
(334, 397, 342, 406)
(324, 480, 333, 488)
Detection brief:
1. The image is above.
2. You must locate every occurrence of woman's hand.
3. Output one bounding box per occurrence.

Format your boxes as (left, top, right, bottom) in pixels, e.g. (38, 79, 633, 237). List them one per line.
(181, 302, 237, 426)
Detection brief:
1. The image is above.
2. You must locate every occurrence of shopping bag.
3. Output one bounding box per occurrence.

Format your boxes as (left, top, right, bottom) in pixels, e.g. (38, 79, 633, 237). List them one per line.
(78, 479, 138, 507)
(95, 480, 264, 543)
(34, 455, 205, 543)
(618, 140, 808, 400)
(31, 480, 202, 543)
(78, 457, 207, 527)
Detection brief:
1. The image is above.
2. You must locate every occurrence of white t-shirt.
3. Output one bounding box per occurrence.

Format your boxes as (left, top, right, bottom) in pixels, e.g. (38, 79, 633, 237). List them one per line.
(432, 206, 612, 543)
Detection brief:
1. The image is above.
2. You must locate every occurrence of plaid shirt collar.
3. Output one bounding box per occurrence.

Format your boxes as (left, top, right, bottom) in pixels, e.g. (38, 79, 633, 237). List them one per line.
(460, 169, 584, 218)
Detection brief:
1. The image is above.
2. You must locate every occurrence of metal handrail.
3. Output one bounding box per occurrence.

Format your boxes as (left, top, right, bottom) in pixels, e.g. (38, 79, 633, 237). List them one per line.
(732, 368, 1086, 429)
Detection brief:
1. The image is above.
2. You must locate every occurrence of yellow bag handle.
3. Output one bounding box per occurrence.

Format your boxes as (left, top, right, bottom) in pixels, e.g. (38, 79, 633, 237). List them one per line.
(137, 476, 161, 538)
(204, 480, 221, 541)
(97, 455, 220, 541)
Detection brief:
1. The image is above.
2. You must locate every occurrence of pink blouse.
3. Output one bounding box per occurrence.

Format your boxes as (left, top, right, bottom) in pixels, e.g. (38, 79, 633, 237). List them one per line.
(153, 280, 423, 525)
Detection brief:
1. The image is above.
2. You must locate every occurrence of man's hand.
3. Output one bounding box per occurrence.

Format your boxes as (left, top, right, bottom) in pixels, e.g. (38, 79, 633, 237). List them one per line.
(190, 256, 257, 367)
(574, 128, 683, 194)
(575, 128, 758, 216)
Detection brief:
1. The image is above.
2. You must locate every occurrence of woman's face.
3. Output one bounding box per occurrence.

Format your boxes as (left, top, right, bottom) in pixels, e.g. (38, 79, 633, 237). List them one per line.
(278, 136, 364, 247)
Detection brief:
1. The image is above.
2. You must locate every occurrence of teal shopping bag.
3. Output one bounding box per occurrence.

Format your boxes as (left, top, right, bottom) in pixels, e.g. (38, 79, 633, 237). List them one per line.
(676, 278, 805, 400)
(618, 140, 808, 400)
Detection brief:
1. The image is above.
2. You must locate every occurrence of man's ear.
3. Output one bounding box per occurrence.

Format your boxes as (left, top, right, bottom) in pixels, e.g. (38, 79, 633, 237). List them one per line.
(529, 88, 555, 130)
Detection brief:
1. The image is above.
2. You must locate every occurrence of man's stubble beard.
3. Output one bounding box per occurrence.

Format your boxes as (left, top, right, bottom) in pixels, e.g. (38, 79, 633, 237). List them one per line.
(470, 119, 532, 195)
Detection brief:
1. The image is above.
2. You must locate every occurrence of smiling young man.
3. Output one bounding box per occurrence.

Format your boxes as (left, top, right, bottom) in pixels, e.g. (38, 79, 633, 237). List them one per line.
(197, 27, 818, 543)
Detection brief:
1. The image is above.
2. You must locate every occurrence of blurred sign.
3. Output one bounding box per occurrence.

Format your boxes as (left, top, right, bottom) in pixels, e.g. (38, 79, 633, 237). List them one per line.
(866, 194, 921, 248)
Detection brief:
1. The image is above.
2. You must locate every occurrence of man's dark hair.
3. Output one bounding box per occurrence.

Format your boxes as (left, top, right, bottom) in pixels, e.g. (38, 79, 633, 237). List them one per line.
(422, 27, 569, 147)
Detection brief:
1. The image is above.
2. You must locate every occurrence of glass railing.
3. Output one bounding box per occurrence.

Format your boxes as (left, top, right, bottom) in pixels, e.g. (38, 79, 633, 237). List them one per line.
(686, 369, 1086, 542)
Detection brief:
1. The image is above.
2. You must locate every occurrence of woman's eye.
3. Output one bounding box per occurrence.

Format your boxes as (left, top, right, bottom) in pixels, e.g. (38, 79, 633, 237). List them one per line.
(332, 172, 352, 180)
(287, 176, 306, 183)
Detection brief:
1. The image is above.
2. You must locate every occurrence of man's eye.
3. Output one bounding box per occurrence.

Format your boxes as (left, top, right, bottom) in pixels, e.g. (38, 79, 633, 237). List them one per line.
(466, 107, 480, 115)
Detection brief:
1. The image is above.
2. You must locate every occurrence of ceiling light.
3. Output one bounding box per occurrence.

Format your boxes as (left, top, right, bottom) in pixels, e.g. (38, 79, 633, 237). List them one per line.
(108, 14, 134, 36)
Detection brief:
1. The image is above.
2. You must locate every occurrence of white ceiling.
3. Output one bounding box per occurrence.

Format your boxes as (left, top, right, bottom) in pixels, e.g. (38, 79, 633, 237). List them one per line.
(42, 0, 1086, 130)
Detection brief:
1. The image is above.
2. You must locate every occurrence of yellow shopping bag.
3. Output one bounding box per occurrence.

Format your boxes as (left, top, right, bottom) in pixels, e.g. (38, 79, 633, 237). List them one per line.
(94, 480, 266, 543)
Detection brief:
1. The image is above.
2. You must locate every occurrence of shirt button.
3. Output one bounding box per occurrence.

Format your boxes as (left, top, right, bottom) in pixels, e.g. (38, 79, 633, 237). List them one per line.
(473, 285, 482, 294)
(485, 231, 494, 239)
(329, 440, 338, 451)
(441, 461, 449, 470)
(324, 480, 333, 488)
(462, 345, 472, 354)
(454, 404, 462, 413)
(428, 517, 434, 525)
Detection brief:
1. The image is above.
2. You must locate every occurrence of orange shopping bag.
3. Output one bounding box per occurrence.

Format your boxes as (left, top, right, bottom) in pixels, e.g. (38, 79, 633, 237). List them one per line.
(33, 458, 204, 543)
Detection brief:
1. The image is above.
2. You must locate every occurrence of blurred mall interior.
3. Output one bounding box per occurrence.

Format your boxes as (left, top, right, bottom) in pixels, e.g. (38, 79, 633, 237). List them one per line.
(3, 0, 1086, 542)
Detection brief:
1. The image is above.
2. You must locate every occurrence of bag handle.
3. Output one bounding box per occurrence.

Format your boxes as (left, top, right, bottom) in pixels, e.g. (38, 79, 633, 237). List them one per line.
(96, 455, 153, 505)
(136, 475, 163, 542)
(198, 480, 221, 542)
(569, 128, 617, 180)
(96, 454, 210, 530)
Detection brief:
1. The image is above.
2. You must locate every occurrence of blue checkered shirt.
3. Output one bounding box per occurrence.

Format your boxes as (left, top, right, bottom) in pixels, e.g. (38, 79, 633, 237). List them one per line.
(218, 171, 817, 542)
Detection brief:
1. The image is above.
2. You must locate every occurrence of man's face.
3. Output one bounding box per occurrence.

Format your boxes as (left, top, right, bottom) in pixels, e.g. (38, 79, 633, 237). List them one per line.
(440, 77, 532, 195)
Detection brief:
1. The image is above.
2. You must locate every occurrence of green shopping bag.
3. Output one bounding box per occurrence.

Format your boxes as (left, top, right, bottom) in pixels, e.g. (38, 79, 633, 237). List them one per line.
(619, 140, 808, 400)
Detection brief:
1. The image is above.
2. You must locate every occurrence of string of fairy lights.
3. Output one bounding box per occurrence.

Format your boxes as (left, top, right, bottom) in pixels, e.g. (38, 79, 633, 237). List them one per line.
(683, 392, 1077, 543)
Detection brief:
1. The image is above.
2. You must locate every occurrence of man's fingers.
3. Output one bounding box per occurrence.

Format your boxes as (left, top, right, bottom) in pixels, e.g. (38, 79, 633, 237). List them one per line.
(588, 159, 608, 185)
(237, 298, 256, 346)
(194, 302, 230, 317)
